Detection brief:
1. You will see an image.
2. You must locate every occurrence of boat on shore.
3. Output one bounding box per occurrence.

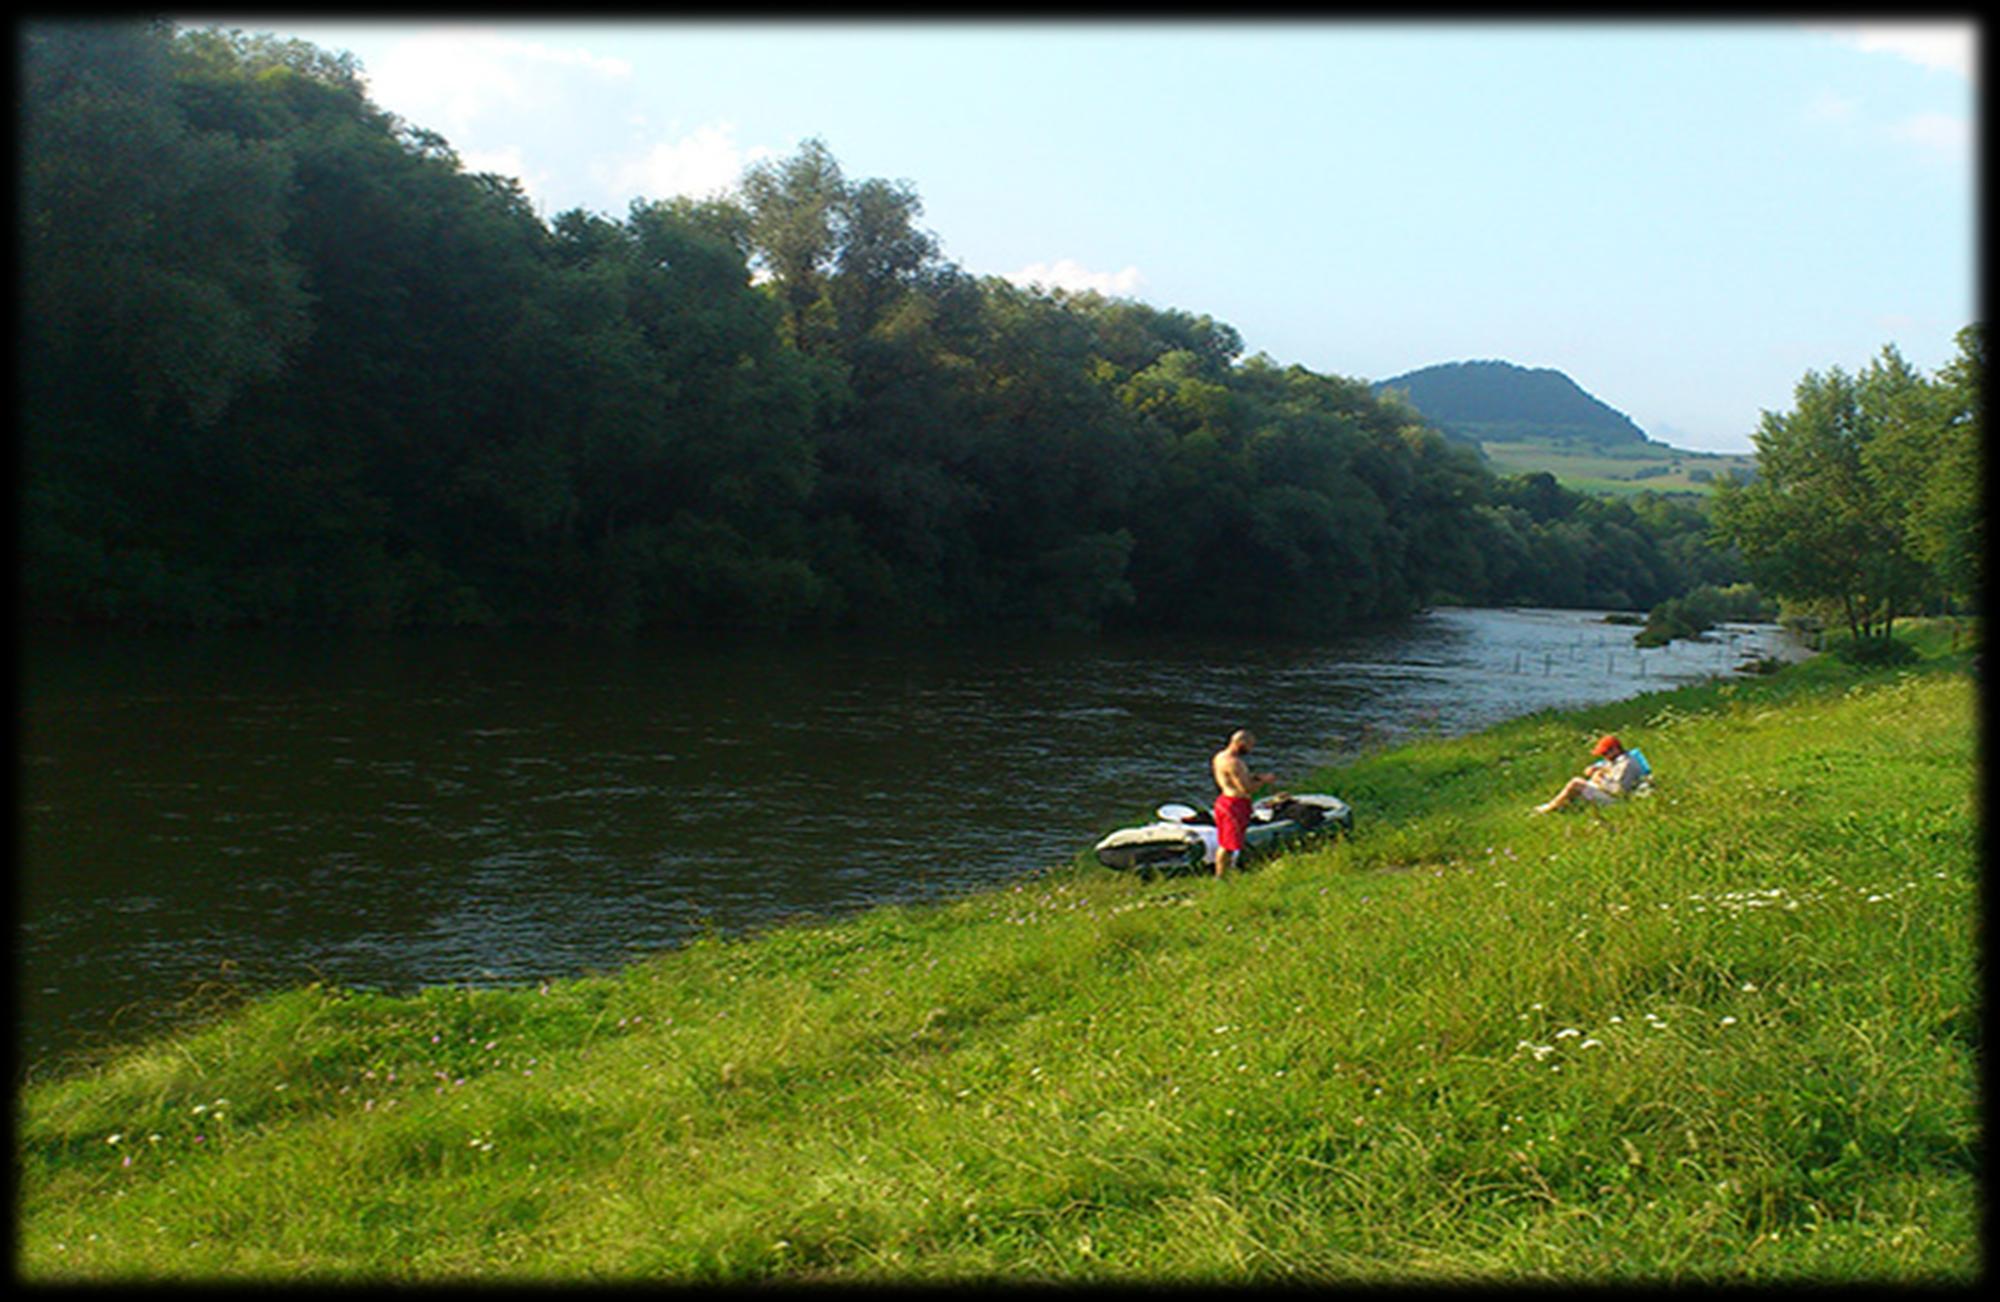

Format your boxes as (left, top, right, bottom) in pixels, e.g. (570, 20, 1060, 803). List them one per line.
(1093, 792, 1353, 874)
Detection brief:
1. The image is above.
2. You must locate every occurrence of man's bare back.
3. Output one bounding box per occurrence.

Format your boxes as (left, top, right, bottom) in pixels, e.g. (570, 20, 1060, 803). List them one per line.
(1212, 741, 1260, 799)
(1212, 730, 1276, 799)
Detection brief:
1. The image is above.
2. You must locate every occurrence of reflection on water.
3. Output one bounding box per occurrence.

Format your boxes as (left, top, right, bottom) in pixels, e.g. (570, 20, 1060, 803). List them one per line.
(18, 607, 1801, 1071)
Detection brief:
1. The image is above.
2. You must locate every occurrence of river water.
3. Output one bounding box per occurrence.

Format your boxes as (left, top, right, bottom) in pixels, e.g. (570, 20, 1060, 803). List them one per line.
(18, 607, 1802, 1073)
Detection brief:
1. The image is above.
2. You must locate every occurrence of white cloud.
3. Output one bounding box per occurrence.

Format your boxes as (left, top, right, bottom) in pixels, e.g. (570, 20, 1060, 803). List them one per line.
(1813, 23, 1977, 81)
(1805, 100, 1975, 165)
(359, 26, 632, 138)
(1799, 32, 1974, 166)
(608, 123, 776, 203)
(460, 144, 526, 175)
(1884, 111, 1973, 159)
(457, 145, 555, 209)
(1002, 259, 1146, 297)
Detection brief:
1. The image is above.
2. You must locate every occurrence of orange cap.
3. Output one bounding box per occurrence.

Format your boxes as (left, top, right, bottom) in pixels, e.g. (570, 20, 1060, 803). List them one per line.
(1592, 735, 1622, 756)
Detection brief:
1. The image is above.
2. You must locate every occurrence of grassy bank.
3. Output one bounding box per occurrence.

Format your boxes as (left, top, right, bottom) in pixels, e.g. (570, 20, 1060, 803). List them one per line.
(18, 622, 1980, 1283)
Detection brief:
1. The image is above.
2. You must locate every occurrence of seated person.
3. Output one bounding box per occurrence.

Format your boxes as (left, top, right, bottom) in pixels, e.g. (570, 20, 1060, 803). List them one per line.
(1534, 734, 1643, 814)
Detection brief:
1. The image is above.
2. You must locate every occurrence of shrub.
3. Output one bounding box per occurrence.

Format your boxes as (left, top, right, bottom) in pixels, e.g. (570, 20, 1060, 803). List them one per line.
(1831, 635, 1919, 667)
(1636, 583, 1778, 648)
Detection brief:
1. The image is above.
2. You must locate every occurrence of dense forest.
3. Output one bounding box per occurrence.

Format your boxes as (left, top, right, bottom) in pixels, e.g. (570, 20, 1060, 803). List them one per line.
(23, 21, 1751, 635)
(1372, 361, 1652, 449)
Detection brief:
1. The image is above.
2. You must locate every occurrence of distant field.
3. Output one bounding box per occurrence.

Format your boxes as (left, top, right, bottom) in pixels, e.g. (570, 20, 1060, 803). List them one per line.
(1479, 438, 1757, 497)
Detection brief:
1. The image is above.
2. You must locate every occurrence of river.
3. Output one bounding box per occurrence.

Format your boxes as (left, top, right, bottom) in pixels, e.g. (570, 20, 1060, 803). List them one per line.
(18, 607, 1803, 1074)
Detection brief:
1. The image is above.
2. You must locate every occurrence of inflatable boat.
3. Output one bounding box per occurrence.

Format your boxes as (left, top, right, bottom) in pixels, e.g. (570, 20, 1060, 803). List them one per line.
(1093, 792, 1354, 873)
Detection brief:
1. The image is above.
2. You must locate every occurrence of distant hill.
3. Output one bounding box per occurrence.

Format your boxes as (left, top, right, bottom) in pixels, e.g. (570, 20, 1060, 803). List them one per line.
(1373, 360, 1652, 449)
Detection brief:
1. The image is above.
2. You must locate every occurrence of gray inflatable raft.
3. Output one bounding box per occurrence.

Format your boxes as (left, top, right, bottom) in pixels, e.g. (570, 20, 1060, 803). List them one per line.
(1093, 792, 1353, 872)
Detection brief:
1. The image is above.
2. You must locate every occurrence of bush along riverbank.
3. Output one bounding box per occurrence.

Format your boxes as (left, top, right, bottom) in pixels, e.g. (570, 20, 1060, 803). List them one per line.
(18, 620, 1979, 1283)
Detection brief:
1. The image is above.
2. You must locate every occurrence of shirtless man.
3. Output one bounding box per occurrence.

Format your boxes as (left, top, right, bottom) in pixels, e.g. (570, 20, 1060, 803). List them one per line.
(1210, 729, 1278, 876)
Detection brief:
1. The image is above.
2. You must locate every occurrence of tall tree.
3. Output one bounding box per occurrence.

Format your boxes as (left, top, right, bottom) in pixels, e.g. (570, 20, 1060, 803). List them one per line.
(1861, 329, 1983, 612)
(830, 175, 939, 345)
(739, 137, 845, 353)
(1713, 360, 1933, 643)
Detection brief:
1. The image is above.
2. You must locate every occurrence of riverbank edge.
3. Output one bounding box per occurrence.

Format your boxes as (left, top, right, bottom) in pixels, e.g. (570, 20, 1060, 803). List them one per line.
(18, 618, 1980, 1282)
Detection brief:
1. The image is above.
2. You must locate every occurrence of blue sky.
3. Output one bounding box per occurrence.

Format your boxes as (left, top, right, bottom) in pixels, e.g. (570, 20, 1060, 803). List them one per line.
(181, 17, 1977, 453)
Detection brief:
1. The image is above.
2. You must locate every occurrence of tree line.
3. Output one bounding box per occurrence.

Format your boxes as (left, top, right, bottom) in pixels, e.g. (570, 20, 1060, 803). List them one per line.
(25, 21, 1753, 637)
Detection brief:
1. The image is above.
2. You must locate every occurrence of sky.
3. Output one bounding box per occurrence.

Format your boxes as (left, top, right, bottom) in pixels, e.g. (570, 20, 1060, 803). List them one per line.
(179, 16, 1978, 454)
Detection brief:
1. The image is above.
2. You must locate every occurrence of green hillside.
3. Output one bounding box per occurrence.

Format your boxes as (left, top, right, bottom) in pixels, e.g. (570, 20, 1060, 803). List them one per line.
(1370, 361, 1757, 499)
(1375, 360, 1651, 449)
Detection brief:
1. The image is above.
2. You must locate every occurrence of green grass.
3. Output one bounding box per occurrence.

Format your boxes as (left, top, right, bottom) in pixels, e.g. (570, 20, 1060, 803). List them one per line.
(17, 620, 1980, 1283)
(1479, 438, 1758, 497)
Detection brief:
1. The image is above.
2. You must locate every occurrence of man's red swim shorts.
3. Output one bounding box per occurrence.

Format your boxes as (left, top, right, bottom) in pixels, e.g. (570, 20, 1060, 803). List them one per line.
(1214, 795, 1252, 853)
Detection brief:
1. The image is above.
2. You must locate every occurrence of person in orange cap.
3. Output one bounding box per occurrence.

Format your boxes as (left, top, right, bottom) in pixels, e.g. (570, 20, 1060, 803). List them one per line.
(1533, 734, 1641, 814)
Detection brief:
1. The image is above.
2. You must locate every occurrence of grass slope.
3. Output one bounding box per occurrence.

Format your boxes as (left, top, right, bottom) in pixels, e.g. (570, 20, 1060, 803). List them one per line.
(1479, 437, 1759, 498)
(18, 623, 1980, 1283)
